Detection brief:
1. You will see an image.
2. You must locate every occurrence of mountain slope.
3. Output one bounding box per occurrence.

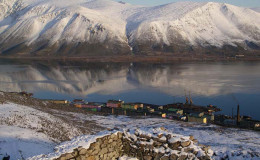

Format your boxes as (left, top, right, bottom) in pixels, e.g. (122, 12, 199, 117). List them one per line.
(0, 0, 259, 56)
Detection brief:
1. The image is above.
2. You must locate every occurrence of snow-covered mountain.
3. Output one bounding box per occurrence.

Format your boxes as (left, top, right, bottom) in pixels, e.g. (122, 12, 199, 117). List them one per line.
(0, 0, 259, 56)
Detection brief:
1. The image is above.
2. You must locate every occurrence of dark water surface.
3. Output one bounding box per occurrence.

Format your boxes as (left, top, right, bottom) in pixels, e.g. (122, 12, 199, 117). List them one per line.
(0, 60, 260, 120)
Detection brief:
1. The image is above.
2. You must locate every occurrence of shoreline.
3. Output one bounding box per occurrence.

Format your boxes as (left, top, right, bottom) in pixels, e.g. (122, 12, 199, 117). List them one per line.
(1, 91, 259, 131)
(1, 55, 260, 63)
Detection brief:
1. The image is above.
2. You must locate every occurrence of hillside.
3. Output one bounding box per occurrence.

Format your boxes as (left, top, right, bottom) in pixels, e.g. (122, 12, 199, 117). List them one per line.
(0, 0, 259, 56)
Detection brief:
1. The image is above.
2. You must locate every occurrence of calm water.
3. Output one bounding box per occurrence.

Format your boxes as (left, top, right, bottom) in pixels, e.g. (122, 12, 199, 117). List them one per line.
(0, 60, 260, 120)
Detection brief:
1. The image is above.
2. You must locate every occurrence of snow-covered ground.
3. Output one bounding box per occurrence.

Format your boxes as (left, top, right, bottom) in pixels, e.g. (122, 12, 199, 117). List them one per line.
(0, 103, 82, 160)
(0, 125, 54, 160)
(63, 113, 260, 160)
(0, 0, 259, 54)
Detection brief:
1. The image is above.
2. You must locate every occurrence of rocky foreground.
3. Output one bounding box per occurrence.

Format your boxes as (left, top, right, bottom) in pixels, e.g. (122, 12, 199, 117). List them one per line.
(31, 128, 213, 160)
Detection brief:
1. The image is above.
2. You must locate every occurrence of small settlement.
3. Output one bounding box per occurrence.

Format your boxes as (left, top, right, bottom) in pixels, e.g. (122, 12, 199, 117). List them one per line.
(43, 95, 260, 131)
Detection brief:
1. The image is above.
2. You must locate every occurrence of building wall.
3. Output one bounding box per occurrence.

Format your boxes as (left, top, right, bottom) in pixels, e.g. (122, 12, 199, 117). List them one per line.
(107, 103, 119, 108)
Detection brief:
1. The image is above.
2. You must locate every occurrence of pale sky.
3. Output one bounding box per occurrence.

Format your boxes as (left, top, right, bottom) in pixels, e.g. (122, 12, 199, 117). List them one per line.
(116, 0, 260, 7)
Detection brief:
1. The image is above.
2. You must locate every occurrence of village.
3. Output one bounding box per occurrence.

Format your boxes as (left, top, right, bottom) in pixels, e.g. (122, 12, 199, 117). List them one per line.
(20, 91, 258, 131)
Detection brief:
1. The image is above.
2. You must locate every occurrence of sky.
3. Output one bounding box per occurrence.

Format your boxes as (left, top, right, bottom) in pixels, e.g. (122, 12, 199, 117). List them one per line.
(116, 0, 260, 7)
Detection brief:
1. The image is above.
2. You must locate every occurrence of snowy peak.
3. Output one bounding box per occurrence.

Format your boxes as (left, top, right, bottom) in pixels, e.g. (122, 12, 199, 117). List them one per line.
(0, 0, 259, 56)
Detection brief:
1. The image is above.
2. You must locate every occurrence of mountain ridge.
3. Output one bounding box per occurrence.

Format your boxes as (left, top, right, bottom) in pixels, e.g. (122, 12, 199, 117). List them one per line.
(0, 0, 259, 56)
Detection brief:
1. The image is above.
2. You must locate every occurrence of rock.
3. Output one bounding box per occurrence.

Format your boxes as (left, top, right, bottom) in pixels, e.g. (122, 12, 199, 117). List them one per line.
(79, 148, 88, 155)
(160, 127, 167, 131)
(111, 134, 118, 140)
(118, 132, 123, 139)
(166, 134, 172, 141)
(158, 134, 164, 138)
(65, 153, 74, 159)
(99, 148, 108, 155)
(178, 155, 187, 160)
(153, 141, 163, 147)
(154, 153, 164, 160)
(160, 156, 169, 160)
(202, 146, 210, 153)
(169, 154, 178, 160)
(59, 156, 66, 160)
(198, 156, 211, 160)
(144, 155, 153, 160)
(181, 141, 191, 147)
(86, 156, 95, 160)
(108, 138, 113, 143)
(169, 141, 181, 150)
(101, 144, 107, 148)
(72, 149, 79, 157)
(78, 156, 86, 160)
(184, 147, 194, 153)
(193, 139, 198, 144)
(189, 135, 194, 141)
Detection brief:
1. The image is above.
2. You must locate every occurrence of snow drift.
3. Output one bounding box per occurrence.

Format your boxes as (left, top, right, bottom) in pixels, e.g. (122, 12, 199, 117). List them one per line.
(0, 0, 259, 55)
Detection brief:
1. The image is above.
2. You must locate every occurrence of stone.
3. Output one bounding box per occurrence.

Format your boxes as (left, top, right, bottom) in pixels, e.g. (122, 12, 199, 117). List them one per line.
(154, 153, 164, 160)
(158, 134, 164, 138)
(78, 155, 86, 160)
(118, 132, 123, 139)
(144, 155, 153, 160)
(166, 134, 172, 141)
(178, 155, 187, 160)
(202, 146, 210, 153)
(111, 134, 118, 140)
(112, 141, 117, 147)
(153, 141, 163, 147)
(73, 149, 79, 157)
(65, 153, 74, 159)
(193, 139, 198, 144)
(198, 156, 211, 160)
(169, 154, 178, 160)
(86, 156, 95, 160)
(59, 156, 66, 160)
(79, 148, 88, 155)
(189, 135, 194, 141)
(160, 156, 169, 160)
(99, 148, 108, 155)
(160, 127, 167, 131)
(184, 147, 194, 153)
(108, 138, 113, 143)
(101, 144, 107, 148)
(92, 149, 99, 155)
(169, 141, 181, 150)
(181, 141, 191, 147)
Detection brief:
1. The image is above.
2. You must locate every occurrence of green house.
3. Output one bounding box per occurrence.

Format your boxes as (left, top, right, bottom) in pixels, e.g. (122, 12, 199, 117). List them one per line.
(121, 103, 136, 110)
(168, 108, 183, 115)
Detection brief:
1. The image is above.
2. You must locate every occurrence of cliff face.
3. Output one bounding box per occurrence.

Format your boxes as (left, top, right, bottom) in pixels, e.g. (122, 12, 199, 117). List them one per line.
(0, 0, 260, 56)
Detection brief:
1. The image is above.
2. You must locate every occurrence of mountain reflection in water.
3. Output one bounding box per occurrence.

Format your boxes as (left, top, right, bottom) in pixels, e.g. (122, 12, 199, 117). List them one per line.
(0, 61, 260, 120)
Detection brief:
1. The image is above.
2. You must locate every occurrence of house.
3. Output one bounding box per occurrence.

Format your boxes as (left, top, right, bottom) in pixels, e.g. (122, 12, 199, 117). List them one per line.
(106, 100, 124, 108)
(162, 113, 166, 118)
(19, 91, 33, 97)
(168, 108, 183, 115)
(158, 106, 164, 110)
(73, 99, 84, 103)
(121, 103, 136, 110)
(223, 119, 236, 126)
(48, 100, 69, 104)
(187, 113, 207, 124)
(74, 103, 102, 111)
(148, 108, 155, 113)
(240, 120, 260, 130)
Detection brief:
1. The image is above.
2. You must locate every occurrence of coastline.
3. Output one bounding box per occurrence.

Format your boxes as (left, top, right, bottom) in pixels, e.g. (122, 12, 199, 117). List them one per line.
(1, 55, 260, 63)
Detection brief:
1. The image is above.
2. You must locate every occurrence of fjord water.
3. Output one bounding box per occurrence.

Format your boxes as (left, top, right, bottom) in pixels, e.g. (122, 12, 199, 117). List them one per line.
(0, 60, 259, 120)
